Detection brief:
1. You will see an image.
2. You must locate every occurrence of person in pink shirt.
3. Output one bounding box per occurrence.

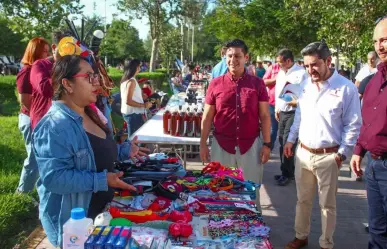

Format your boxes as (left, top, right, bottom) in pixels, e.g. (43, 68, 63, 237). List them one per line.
(263, 63, 280, 149)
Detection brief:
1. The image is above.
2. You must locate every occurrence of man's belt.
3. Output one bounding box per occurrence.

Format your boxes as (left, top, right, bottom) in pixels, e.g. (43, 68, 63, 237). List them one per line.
(300, 143, 339, 154)
(370, 153, 387, 160)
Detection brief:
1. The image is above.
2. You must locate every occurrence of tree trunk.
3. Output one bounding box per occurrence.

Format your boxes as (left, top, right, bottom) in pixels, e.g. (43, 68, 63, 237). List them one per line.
(150, 37, 159, 72)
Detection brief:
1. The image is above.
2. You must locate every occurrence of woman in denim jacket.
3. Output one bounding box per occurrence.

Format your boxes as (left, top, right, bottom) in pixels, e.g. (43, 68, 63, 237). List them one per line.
(33, 55, 146, 248)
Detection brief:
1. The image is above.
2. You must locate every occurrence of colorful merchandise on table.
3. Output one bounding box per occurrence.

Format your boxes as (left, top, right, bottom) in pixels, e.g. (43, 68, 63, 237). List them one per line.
(68, 159, 273, 249)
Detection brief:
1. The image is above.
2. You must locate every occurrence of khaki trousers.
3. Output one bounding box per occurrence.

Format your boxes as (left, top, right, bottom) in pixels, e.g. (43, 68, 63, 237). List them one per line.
(211, 137, 263, 211)
(295, 145, 339, 249)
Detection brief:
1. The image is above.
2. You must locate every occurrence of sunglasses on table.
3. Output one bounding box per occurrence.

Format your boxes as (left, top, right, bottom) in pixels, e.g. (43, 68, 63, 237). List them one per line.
(72, 72, 100, 84)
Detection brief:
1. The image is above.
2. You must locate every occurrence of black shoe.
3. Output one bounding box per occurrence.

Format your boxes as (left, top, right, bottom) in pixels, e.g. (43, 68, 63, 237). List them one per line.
(278, 176, 290, 186)
(274, 175, 282, 181)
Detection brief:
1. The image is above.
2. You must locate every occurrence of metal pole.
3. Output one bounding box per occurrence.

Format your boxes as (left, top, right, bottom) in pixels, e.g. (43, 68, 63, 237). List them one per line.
(104, 0, 108, 66)
(191, 25, 194, 62)
(180, 17, 184, 62)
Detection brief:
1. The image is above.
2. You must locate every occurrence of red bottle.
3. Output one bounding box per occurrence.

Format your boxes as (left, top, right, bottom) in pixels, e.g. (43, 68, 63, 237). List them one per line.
(178, 107, 186, 137)
(163, 108, 171, 135)
(185, 108, 195, 137)
(171, 108, 179, 136)
(195, 108, 203, 137)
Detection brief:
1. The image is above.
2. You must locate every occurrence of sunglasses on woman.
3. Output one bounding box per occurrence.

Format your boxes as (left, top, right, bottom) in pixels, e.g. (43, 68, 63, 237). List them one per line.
(72, 72, 100, 84)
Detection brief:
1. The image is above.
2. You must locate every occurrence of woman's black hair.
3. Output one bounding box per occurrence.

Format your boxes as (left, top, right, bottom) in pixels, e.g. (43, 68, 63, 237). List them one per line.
(120, 59, 141, 83)
(52, 55, 109, 133)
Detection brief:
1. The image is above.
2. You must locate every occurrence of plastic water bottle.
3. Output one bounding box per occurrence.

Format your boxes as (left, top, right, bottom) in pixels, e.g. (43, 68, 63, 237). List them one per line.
(63, 208, 94, 249)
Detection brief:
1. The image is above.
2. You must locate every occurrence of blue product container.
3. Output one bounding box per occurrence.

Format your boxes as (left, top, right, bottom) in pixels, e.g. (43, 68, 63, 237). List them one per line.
(113, 227, 132, 249)
(84, 226, 104, 249)
(95, 226, 113, 249)
(105, 226, 122, 249)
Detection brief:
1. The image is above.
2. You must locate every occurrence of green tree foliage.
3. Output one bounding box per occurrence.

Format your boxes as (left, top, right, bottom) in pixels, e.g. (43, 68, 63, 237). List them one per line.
(0, 17, 26, 56)
(118, 0, 182, 71)
(205, 0, 319, 57)
(0, 0, 84, 39)
(285, 0, 387, 64)
(159, 27, 182, 69)
(100, 19, 146, 62)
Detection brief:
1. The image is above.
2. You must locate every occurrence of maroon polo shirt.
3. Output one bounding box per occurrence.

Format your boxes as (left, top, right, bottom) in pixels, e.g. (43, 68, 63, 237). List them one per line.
(30, 57, 54, 130)
(16, 65, 32, 115)
(354, 62, 387, 157)
(206, 71, 269, 155)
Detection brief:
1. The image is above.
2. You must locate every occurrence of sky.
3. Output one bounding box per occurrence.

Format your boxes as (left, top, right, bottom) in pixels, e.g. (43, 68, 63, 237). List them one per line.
(78, 0, 150, 40)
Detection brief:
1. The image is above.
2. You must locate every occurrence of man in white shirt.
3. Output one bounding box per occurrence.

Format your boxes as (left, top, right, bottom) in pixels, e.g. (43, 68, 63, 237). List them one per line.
(283, 41, 362, 249)
(355, 51, 378, 87)
(274, 49, 307, 186)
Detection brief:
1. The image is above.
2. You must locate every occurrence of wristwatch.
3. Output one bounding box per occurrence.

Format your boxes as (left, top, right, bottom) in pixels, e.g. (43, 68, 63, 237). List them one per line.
(336, 153, 347, 162)
(263, 142, 272, 150)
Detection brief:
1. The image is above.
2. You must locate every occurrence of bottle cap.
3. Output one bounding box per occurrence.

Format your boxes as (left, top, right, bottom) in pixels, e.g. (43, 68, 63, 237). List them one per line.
(71, 207, 85, 220)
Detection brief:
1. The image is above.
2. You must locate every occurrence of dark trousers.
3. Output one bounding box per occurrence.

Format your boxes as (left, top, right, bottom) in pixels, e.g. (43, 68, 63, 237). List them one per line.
(269, 104, 279, 149)
(279, 111, 297, 178)
(366, 157, 387, 249)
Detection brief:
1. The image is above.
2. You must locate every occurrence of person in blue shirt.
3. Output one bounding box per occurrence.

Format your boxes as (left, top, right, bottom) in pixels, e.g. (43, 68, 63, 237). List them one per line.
(211, 46, 228, 79)
(256, 61, 266, 78)
(33, 55, 148, 248)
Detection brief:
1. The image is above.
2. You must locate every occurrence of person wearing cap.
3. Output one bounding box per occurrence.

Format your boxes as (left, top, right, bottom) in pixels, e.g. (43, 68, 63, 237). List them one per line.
(283, 41, 361, 249)
(200, 39, 271, 211)
(350, 17, 387, 248)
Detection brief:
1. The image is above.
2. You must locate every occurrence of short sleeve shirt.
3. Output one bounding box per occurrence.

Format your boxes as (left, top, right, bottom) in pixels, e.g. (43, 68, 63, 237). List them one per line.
(206, 71, 269, 154)
(16, 65, 32, 115)
(263, 64, 280, 106)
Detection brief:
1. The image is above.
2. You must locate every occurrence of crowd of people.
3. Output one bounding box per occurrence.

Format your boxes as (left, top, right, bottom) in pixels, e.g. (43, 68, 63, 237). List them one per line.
(10, 15, 387, 249)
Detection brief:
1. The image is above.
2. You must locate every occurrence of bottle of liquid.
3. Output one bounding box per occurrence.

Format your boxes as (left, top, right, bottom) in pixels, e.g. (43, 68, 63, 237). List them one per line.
(163, 107, 171, 135)
(63, 208, 93, 249)
(178, 106, 186, 137)
(171, 108, 179, 136)
(186, 108, 195, 137)
(195, 108, 203, 137)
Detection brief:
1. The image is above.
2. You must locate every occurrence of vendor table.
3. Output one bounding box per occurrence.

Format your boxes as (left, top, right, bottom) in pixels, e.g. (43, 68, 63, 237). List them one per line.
(129, 93, 207, 168)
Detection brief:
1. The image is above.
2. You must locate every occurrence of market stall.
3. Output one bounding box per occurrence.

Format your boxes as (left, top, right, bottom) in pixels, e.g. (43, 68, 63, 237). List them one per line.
(65, 153, 272, 249)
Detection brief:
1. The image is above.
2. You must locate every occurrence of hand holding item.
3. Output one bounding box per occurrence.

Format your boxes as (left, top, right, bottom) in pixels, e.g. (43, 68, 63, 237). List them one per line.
(130, 136, 150, 161)
(284, 142, 294, 158)
(350, 154, 363, 177)
(275, 110, 280, 122)
(107, 171, 137, 191)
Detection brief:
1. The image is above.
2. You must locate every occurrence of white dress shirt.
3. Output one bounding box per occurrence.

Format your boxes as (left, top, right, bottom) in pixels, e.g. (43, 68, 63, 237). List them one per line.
(355, 64, 377, 82)
(287, 70, 362, 157)
(275, 63, 307, 112)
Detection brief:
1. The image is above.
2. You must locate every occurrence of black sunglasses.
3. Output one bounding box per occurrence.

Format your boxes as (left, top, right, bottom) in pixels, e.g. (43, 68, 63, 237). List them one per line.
(375, 15, 387, 25)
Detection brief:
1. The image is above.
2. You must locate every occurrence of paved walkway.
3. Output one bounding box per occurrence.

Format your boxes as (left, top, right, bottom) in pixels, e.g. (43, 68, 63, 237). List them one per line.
(30, 149, 369, 249)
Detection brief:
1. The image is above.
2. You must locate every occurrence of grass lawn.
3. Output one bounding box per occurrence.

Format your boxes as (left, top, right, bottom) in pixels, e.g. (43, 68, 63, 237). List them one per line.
(0, 71, 171, 248)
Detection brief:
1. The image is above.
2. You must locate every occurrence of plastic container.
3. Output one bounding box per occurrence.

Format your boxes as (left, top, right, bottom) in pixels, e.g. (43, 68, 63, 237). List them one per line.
(63, 207, 94, 249)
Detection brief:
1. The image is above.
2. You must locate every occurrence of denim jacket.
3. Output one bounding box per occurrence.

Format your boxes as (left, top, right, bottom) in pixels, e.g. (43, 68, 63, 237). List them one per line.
(33, 101, 128, 247)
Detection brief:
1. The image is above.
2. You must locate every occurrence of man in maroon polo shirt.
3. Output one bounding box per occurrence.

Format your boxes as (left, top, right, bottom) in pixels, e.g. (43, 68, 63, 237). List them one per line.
(351, 17, 387, 248)
(30, 31, 65, 130)
(200, 39, 271, 211)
